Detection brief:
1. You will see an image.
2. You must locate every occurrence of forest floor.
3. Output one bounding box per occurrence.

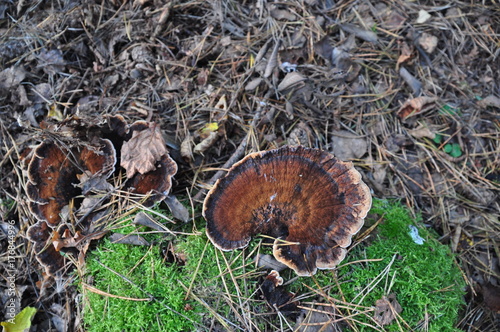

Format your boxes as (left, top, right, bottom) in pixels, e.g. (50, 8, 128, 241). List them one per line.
(0, 0, 499, 331)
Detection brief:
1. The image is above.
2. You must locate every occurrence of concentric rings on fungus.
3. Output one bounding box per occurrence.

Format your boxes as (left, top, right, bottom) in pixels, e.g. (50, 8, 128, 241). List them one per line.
(203, 145, 372, 276)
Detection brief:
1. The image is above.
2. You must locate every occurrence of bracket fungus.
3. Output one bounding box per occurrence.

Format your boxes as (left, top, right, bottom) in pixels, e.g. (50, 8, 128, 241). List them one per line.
(203, 145, 372, 276)
(25, 116, 178, 276)
(26, 138, 116, 275)
(27, 139, 116, 226)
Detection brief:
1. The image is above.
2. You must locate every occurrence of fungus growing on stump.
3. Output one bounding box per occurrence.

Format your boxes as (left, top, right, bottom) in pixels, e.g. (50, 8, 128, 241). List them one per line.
(203, 145, 372, 276)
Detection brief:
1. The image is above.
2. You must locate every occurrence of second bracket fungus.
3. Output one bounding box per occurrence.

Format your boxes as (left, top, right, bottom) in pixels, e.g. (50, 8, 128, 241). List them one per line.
(25, 116, 178, 277)
(203, 145, 372, 276)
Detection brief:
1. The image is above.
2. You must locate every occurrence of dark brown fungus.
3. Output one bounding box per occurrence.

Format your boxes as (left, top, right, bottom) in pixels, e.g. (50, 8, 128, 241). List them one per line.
(203, 145, 372, 276)
(260, 270, 298, 318)
(125, 154, 178, 206)
(26, 138, 116, 276)
(26, 139, 116, 226)
(26, 220, 66, 277)
(25, 116, 178, 276)
(122, 122, 178, 206)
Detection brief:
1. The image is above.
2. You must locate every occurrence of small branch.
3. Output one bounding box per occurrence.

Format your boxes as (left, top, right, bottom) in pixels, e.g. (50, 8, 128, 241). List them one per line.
(193, 92, 271, 202)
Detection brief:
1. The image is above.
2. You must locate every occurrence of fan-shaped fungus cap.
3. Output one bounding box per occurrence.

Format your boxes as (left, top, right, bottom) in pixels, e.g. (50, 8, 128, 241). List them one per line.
(27, 138, 116, 226)
(123, 121, 178, 206)
(125, 154, 178, 206)
(203, 146, 371, 276)
(26, 220, 66, 276)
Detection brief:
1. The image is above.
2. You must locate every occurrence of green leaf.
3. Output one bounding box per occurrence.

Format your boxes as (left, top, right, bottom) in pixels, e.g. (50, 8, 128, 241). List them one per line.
(439, 104, 461, 116)
(450, 143, 463, 158)
(432, 134, 442, 144)
(1, 307, 37, 332)
(443, 143, 462, 158)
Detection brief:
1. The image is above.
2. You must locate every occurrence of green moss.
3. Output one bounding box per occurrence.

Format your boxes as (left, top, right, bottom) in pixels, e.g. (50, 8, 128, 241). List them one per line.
(83, 207, 261, 331)
(83, 199, 465, 331)
(83, 236, 200, 332)
(336, 199, 465, 331)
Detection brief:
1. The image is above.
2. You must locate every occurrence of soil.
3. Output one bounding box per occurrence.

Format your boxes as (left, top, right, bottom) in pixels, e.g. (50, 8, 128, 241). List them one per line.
(0, 0, 499, 331)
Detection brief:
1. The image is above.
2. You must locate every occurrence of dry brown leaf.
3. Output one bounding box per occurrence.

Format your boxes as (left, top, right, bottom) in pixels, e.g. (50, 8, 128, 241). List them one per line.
(374, 294, 402, 326)
(419, 32, 438, 54)
(269, 5, 296, 20)
(245, 78, 263, 91)
(255, 254, 288, 272)
(120, 123, 167, 178)
(314, 36, 334, 62)
(396, 96, 437, 120)
(264, 41, 280, 78)
(0, 66, 26, 89)
(180, 133, 194, 162)
(480, 282, 500, 313)
(416, 10, 431, 24)
(396, 42, 413, 68)
(277, 72, 306, 92)
(295, 306, 336, 332)
(193, 131, 218, 155)
(477, 95, 500, 109)
(408, 123, 438, 139)
(164, 195, 190, 222)
(37, 49, 66, 75)
(331, 130, 368, 160)
(110, 233, 150, 246)
(133, 212, 165, 231)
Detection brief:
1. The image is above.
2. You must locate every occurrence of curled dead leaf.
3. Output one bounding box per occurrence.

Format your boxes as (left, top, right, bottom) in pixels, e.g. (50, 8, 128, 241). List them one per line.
(264, 41, 280, 78)
(133, 212, 165, 231)
(180, 133, 194, 162)
(396, 96, 438, 120)
(109, 233, 150, 246)
(374, 294, 402, 326)
(120, 123, 167, 178)
(0, 66, 26, 90)
(416, 10, 431, 24)
(245, 77, 263, 91)
(255, 254, 288, 272)
(193, 131, 218, 154)
(477, 95, 500, 109)
(269, 5, 296, 21)
(396, 42, 413, 68)
(278, 72, 306, 92)
(407, 123, 439, 139)
(418, 32, 438, 54)
(331, 130, 368, 160)
(164, 195, 190, 222)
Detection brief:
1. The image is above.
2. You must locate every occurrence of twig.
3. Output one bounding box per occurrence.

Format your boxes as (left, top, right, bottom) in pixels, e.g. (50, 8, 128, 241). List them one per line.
(192, 91, 271, 202)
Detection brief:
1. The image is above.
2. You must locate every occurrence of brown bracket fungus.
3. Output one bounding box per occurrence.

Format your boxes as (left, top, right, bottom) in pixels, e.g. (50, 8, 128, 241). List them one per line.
(125, 154, 178, 206)
(26, 138, 116, 276)
(203, 145, 372, 276)
(27, 138, 116, 226)
(121, 120, 178, 206)
(24, 116, 179, 277)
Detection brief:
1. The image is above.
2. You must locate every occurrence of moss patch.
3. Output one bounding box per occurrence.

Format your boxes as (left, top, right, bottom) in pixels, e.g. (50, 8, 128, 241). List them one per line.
(83, 235, 200, 332)
(82, 199, 465, 331)
(335, 199, 466, 331)
(82, 216, 262, 331)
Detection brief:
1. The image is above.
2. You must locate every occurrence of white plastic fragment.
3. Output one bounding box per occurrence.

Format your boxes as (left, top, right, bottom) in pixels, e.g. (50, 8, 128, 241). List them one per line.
(280, 61, 297, 72)
(409, 225, 425, 245)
